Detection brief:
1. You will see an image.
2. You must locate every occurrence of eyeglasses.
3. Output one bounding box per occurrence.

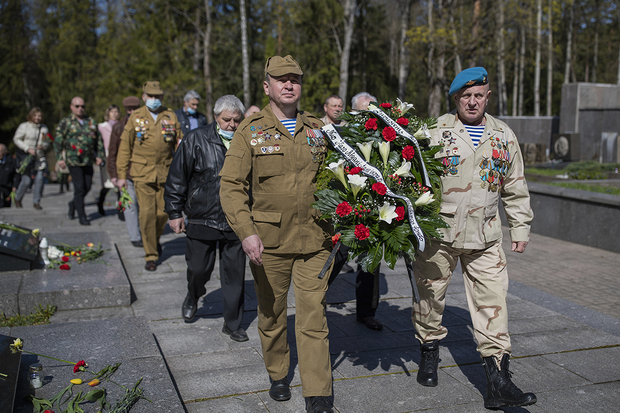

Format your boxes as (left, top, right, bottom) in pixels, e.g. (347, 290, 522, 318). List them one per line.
(73, 105, 85, 108)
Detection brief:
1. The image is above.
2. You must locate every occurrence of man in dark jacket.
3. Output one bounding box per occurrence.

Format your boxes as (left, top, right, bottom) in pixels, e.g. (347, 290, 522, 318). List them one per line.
(175, 90, 209, 140)
(164, 95, 248, 341)
(0, 144, 17, 208)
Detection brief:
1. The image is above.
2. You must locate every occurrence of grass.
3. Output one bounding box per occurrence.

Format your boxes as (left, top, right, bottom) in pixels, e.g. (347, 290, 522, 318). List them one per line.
(525, 167, 567, 177)
(0, 304, 57, 327)
(547, 182, 620, 196)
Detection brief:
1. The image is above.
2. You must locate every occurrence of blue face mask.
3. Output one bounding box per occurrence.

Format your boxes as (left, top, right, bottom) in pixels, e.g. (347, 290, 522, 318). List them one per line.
(219, 129, 234, 139)
(146, 98, 162, 111)
(187, 107, 197, 115)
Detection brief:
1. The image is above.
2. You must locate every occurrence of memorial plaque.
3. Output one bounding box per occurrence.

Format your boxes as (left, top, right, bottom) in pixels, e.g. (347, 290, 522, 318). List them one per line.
(0, 222, 39, 272)
(0, 334, 22, 413)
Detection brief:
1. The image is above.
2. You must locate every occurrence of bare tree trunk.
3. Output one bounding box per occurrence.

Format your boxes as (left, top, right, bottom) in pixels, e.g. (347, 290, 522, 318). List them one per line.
(397, 0, 411, 100)
(449, 0, 462, 75)
(564, 0, 574, 84)
(193, 7, 200, 73)
(203, 0, 213, 123)
(240, 0, 250, 108)
(592, 0, 599, 83)
(497, 0, 508, 116)
(469, 0, 481, 67)
(427, 0, 440, 117)
(277, 0, 282, 56)
(512, 37, 519, 116)
(518, 27, 525, 116)
(338, 0, 356, 106)
(534, 0, 541, 116)
(546, 0, 552, 116)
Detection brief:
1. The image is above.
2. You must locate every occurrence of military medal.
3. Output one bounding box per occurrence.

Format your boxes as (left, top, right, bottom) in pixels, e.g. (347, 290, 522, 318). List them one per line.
(261, 147, 267, 154)
(250, 139, 258, 146)
(306, 129, 327, 163)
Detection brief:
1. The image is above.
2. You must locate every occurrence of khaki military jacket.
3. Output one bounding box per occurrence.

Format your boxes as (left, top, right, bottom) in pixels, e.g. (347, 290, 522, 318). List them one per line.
(219, 105, 333, 254)
(116, 106, 179, 184)
(432, 112, 533, 249)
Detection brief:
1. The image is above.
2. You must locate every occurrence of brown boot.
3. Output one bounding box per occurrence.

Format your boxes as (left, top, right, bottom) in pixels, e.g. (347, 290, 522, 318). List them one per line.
(34, 204, 42, 210)
(15, 200, 22, 208)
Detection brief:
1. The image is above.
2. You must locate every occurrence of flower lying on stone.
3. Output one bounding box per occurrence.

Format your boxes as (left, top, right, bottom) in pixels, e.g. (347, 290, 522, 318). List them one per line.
(10, 338, 23, 353)
(73, 360, 87, 373)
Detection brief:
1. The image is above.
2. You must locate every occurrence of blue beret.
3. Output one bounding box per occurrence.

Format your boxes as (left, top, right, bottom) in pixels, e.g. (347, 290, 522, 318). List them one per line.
(449, 67, 489, 95)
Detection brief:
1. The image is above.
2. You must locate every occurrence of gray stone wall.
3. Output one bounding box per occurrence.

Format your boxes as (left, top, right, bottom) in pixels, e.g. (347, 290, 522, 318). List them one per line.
(497, 116, 559, 146)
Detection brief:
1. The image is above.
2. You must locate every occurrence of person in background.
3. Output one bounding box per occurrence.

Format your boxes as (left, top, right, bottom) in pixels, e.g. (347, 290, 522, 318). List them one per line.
(107, 96, 143, 247)
(0, 144, 18, 208)
(320, 95, 345, 126)
(13, 107, 50, 210)
(244, 105, 261, 118)
(175, 90, 208, 139)
(97, 104, 120, 216)
(116, 81, 180, 271)
(165, 95, 248, 342)
(54, 97, 104, 225)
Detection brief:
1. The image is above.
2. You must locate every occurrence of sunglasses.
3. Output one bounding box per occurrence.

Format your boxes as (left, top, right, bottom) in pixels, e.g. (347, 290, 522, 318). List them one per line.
(73, 105, 85, 108)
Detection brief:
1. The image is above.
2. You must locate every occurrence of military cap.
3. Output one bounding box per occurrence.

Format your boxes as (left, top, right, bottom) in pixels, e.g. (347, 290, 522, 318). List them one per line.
(449, 67, 489, 95)
(143, 81, 163, 95)
(264, 55, 303, 77)
(122, 96, 140, 108)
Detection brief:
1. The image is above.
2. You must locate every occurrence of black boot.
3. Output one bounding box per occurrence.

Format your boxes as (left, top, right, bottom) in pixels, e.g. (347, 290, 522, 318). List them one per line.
(417, 340, 439, 387)
(482, 355, 537, 410)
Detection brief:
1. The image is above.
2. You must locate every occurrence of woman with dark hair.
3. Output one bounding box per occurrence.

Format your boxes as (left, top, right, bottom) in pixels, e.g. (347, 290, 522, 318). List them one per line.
(13, 107, 50, 209)
(97, 104, 120, 216)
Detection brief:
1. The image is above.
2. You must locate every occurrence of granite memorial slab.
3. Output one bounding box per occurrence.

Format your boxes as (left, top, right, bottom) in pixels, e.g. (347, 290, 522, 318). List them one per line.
(0, 221, 39, 272)
(0, 334, 22, 413)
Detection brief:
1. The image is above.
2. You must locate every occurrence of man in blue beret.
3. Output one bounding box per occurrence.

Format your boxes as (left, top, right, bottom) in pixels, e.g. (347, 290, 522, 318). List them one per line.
(411, 67, 536, 409)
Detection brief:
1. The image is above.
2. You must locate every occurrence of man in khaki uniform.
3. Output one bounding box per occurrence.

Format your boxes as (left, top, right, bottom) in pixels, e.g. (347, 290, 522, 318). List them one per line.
(219, 55, 335, 413)
(116, 81, 180, 271)
(412, 67, 536, 410)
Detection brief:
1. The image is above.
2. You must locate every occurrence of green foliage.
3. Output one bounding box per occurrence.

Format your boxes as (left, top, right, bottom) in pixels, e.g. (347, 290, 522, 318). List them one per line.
(548, 182, 620, 196)
(0, 305, 56, 327)
(564, 161, 620, 180)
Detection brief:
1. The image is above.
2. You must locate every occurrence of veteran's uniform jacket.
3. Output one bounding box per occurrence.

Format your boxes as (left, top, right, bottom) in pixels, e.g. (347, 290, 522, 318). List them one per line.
(219, 105, 333, 254)
(116, 106, 180, 184)
(54, 115, 104, 167)
(431, 112, 533, 249)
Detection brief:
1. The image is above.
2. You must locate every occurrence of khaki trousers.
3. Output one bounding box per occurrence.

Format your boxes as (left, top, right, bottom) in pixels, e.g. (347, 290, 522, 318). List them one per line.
(134, 181, 168, 262)
(412, 239, 512, 359)
(250, 249, 333, 397)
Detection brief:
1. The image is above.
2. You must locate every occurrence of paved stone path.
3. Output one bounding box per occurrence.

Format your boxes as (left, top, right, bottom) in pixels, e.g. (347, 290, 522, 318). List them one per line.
(2, 177, 620, 412)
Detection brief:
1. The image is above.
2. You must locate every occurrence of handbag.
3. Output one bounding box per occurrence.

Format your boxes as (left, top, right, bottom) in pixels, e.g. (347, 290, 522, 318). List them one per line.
(55, 150, 70, 174)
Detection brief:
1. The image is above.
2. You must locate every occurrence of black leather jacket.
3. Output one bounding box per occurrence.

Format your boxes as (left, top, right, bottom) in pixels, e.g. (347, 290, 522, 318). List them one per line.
(174, 108, 208, 138)
(164, 122, 231, 230)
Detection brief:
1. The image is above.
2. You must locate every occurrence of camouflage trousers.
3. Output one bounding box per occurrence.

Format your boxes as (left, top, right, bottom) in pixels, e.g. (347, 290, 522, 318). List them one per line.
(411, 239, 512, 359)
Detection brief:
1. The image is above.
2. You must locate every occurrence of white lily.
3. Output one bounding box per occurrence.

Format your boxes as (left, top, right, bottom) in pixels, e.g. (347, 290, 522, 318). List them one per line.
(378, 202, 399, 224)
(415, 191, 435, 206)
(379, 141, 390, 167)
(414, 124, 431, 140)
(327, 159, 348, 188)
(394, 160, 414, 178)
(357, 142, 373, 162)
(347, 174, 367, 198)
(48, 245, 62, 259)
(396, 98, 414, 115)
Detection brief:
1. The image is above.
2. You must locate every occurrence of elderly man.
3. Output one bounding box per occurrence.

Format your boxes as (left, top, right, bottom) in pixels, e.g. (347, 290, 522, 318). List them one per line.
(107, 96, 143, 247)
(54, 97, 104, 225)
(351, 92, 377, 113)
(220, 55, 335, 413)
(116, 81, 180, 271)
(0, 144, 17, 208)
(412, 67, 536, 409)
(244, 105, 261, 118)
(164, 95, 248, 342)
(175, 90, 208, 138)
(320, 95, 345, 126)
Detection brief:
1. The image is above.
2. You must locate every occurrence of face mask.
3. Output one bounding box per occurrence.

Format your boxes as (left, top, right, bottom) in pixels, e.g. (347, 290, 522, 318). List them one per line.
(219, 129, 234, 139)
(146, 99, 162, 111)
(187, 107, 197, 115)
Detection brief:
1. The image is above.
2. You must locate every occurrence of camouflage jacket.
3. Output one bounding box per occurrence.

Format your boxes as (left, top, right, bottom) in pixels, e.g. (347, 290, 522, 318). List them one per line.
(431, 112, 533, 249)
(54, 114, 104, 167)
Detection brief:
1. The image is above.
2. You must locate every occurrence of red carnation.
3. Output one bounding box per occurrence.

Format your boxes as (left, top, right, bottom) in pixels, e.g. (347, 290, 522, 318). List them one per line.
(336, 202, 353, 217)
(59, 264, 70, 270)
(372, 182, 387, 195)
(78, 149, 83, 155)
(365, 118, 378, 131)
(380, 102, 392, 109)
(332, 233, 341, 247)
(354, 224, 370, 241)
(349, 167, 363, 175)
(382, 127, 397, 142)
(71, 145, 76, 150)
(396, 117, 409, 126)
(402, 145, 415, 160)
(73, 360, 86, 373)
(395, 206, 405, 221)
(61, 256, 69, 262)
